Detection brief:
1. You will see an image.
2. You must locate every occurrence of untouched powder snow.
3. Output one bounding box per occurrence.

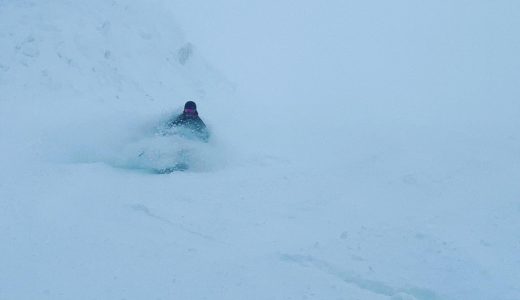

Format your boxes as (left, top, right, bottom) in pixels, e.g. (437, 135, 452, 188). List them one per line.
(1, 1, 520, 300)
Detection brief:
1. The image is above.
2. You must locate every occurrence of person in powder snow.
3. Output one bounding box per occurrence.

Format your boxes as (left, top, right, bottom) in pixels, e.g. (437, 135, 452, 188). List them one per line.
(167, 101, 210, 142)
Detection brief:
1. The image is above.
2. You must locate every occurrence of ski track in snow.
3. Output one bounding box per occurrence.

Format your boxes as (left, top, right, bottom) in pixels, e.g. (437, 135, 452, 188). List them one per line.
(129, 203, 218, 242)
(280, 254, 438, 300)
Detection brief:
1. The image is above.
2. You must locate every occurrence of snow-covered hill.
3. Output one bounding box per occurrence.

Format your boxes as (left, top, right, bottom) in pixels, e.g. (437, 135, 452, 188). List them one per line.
(0, 0, 233, 169)
(1, 1, 520, 300)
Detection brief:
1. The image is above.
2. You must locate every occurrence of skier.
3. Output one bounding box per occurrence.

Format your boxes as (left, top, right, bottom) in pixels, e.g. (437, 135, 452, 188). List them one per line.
(150, 101, 209, 174)
(167, 100, 209, 142)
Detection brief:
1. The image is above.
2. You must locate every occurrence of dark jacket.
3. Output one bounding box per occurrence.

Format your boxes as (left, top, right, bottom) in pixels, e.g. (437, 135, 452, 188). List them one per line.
(167, 113, 209, 142)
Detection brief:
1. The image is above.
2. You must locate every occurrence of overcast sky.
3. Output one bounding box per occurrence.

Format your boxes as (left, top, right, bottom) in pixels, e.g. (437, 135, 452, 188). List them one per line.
(168, 0, 520, 131)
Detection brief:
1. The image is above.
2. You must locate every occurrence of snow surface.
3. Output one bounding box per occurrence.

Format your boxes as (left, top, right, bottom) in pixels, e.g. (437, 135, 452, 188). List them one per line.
(1, 0, 520, 299)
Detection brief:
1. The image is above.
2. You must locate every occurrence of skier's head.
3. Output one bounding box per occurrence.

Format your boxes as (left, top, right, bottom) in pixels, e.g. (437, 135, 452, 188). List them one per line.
(183, 101, 198, 116)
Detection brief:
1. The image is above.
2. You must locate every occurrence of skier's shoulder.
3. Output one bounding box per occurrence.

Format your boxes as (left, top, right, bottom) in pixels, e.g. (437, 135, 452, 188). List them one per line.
(192, 115, 207, 126)
(195, 115, 206, 124)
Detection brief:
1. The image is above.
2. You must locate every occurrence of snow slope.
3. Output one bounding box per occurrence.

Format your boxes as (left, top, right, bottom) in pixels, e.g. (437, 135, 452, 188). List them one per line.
(1, 1, 520, 299)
